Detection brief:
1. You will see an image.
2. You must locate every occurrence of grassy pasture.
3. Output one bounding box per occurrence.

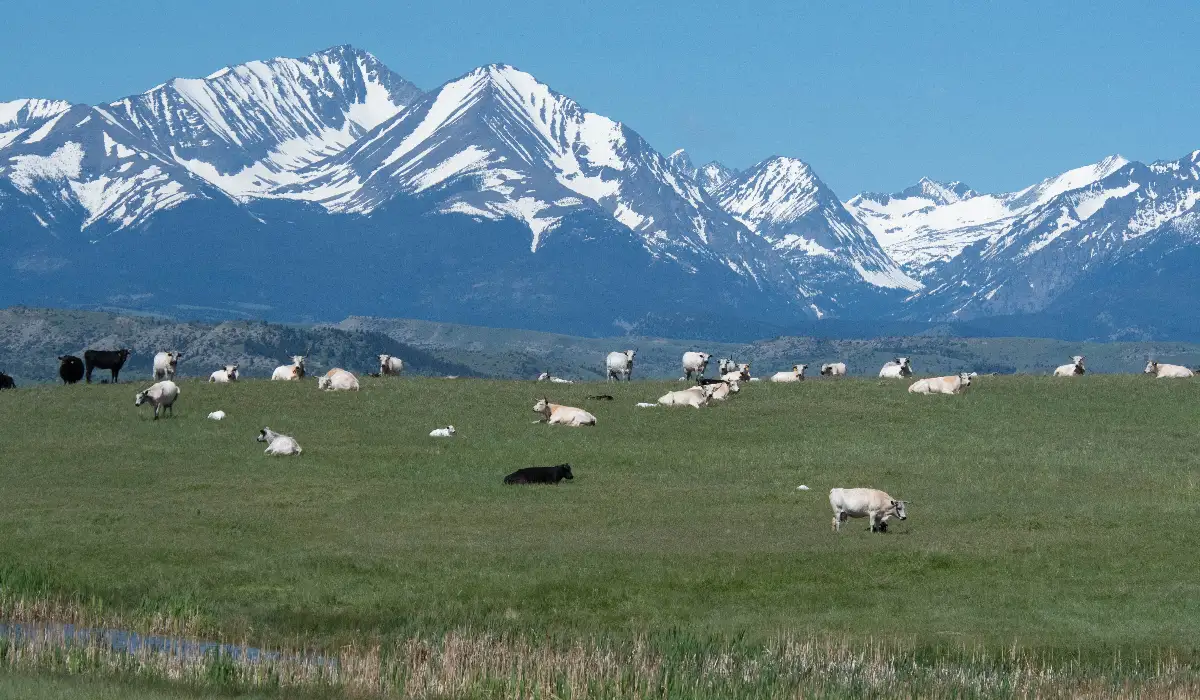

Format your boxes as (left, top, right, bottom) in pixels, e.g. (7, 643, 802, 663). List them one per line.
(1, 374, 1199, 695)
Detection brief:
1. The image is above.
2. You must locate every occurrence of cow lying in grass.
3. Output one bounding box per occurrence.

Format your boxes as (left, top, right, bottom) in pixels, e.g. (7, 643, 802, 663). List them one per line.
(504, 464, 573, 485)
(533, 398, 596, 426)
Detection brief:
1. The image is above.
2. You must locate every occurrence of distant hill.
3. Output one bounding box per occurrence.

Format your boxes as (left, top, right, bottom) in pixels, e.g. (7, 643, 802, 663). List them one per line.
(3, 307, 1198, 385)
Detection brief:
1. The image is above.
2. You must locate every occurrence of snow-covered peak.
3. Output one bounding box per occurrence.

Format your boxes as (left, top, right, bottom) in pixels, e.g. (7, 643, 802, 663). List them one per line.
(695, 161, 736, 193)
(668, 149, 696, 177)
(1007, 154, 1128, 209)
(0, 99, 74, 128)
(717, 156, 822, 226)
(106, 45, 423, 198)
(900, 177, 976, 204)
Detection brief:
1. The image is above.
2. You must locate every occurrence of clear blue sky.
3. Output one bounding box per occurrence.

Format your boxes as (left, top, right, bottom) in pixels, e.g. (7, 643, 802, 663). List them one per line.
(5, 0, 1197, 196)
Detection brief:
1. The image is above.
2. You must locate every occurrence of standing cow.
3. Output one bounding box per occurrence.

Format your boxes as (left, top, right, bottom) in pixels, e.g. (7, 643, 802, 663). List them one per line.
(606, 350, 636, 382)
(681, 352, 711, 382)
(829, 487, 908, 533)
(153, 351, 183, 380)
(85, 349, 131, 384)
(58, 355, 85, 384)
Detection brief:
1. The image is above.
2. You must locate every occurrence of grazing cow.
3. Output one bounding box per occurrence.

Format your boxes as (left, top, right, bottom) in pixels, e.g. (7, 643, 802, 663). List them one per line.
(0, 372, 13, 390)
(878, 357, 913, 379)
(909, 373, 973, 395)
(681, 351, 711, 381)
(504, 463, 574, 485)
(58, 355, 84, 384)
(533, 398, 597, 426)
(257, 427, 302, 456)
(134, 380, 179, 420)
(317, 368, 360, 391)
(829, 487, 908, 533)
(657, 385, 716, 408)
(271, 355, 306, 381)
(1144, 360, 1194, 379)
(85, 349, 131, 384)
(1053, 356, 1086, 377)
(820, 362, 847, 377)
(209, 364, 239, 383)
(379, 354, 404, 376)
(152, 351, 182, 380)
(429, 425, 456, 437)
(537, 372, 574, 384)
(606, 349, 636, 382)
(770, 364, 808, 383)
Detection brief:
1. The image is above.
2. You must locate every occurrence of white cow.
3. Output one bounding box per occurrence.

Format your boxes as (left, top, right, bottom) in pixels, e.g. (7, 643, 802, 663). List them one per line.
(719, 363, 751, 382)
(770, 364, 808, 383)
(606, 350, 636, 382)
(657, 385, 715, 408)
(1053, 356, 1086, 377)
(134, 380, 179, 420)
(533, 398, 597, 426)
(537, 372, 574, 384)
(707, 380, 739, 401)
(718, 358, 736, 375)
(909, 373, 973, 395)
(257, 427, 302, 456)
(318, 368, 360, 391)
(152, 351, 182, 380)
(429, 425, 456, 437)
(209, 364, 239, 383)
(829, 487, 908, 533)
(681, 352, 712, 381)
(820, 362, 847, 377)
(379, 354, 404, 376)
(879, 357, 913, 379)
(1144, 360, 1194, 379)
(272, 355, 306, 381)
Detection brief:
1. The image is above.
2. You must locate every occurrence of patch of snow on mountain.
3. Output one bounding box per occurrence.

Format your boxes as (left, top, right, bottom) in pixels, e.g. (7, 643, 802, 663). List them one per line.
(8, 142, 84, 190)
(409, 145, 490, 193)
(1074, 181, 1139, 220)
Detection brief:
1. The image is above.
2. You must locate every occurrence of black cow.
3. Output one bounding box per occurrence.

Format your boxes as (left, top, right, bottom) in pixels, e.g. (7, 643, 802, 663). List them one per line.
(503, 463, 574, 485)
(0, 372, 14, 390)
(58, 355, 85, 384)
(84, 349, 131, 384)
(586, 394, 615, 400)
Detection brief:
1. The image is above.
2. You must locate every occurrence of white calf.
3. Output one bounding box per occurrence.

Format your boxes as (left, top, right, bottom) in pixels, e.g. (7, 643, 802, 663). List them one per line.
(909, 373, 973, 395)
(272, 355, 306, 381)
(257, 427, 302, 456)
(429, 425, 456, 437)
(537, 372, 574, 384)
(379, 354, 404, 376)
(681, 351, 711, 381)
(152, 351, 182, 380)
(820, 362, 847, 377)
(318, 368, 360, 391)
(209, 364, 239, 383)
(134, 380, 179, 420)
(606, 350, 636, 382)
(1053, 356, 1086, 377)
(829, 487, 908, 533)
(533, 398, 597, 426)
(770, 364, 807, 383)
(879, 357, 913, 378)
(1144, 361, 1194, 379)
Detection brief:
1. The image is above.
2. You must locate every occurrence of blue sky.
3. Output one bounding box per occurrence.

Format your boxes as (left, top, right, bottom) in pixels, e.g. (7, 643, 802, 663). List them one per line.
(4, 0, 1197, 196)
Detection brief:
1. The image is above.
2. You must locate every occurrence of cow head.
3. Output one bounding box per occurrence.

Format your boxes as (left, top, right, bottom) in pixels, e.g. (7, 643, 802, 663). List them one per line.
(796, 363, 808, 377)
(317, 376, 332, 390)
(820, 364, 832, 375)
(134, 389, 148, 406)
(892, 500, 908, 520)
(533, 398, 551, 416)
(379, 354, 391, 366)
(958, 372, 973, 387)
(1072, 356, 1086, 374)
(537, 372, 551, 381)
(119, 349, 131, 362)
(558, 463, 574, 480)
(446, 425, 455, 435)
(256, 428, 272, 443)
(727, 380, 740, 393)
(625, 349, 636, 362)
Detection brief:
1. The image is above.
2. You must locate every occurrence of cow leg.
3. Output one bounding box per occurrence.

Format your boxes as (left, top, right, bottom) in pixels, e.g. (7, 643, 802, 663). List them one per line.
(85, 366, 93, 383)
(112, 369, 119, 383)
(832, 512, 840, 532)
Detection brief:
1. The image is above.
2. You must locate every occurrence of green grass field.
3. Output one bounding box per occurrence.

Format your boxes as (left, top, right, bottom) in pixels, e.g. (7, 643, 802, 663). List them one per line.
(1, 374, 1198, 697)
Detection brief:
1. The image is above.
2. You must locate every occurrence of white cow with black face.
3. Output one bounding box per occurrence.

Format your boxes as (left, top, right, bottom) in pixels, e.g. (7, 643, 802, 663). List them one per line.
(272, 355, 306, 381)
(820, 362, 847, 377)
(209, 364, 239, 383)
(606, 350, 636, 382)
(770, 364, 807, 383)
(379, 354, 404, 376)
(1053, 356, 1086, 377)
(257, 427, 302, 456)
(879, 357, 913, 379)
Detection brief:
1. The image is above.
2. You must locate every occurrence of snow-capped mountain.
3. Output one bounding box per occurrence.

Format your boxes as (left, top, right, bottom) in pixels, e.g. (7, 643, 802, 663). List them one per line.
(108, 45, 422, 198)
(712, 156, 919, 316)
(667, 149, 737, 193)
(846, 157, 1129, 273)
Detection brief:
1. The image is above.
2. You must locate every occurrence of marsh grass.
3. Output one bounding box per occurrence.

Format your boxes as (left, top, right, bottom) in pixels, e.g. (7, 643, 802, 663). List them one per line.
(1, 375, 1199, 696)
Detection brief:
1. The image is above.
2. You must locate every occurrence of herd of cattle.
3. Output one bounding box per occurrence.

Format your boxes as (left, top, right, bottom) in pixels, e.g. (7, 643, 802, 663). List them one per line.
(2, 347, 1197, 532)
